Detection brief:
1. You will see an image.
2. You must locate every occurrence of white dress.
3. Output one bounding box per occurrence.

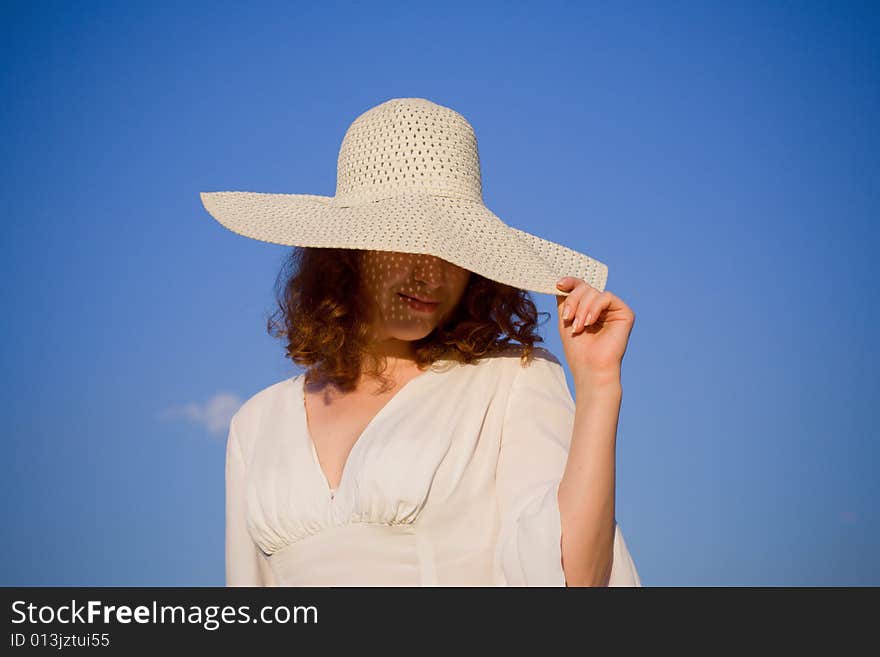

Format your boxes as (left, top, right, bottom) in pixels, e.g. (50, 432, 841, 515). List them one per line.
(225, 347, 642, 586)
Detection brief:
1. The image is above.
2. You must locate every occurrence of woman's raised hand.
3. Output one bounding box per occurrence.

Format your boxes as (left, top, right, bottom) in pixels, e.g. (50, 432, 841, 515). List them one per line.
(554, 277, 635, 385)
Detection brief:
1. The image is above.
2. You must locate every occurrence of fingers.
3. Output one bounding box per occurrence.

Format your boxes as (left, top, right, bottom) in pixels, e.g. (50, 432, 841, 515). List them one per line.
(570, 289, 602, 335)
(558, 279, 602, 336)
(558, 281, 586, 319)
(582, 291, 617, 333)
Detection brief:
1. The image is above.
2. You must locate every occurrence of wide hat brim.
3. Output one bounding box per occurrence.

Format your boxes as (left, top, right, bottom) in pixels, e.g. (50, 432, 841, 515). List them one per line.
(199, 190, 608, 296)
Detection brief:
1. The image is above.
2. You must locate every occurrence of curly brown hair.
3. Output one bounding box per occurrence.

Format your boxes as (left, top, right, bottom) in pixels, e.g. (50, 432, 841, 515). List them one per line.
(266, 247, 550, 392)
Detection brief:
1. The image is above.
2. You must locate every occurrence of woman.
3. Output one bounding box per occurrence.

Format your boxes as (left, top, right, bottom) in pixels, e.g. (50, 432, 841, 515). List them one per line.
(202, 97, 641, 586)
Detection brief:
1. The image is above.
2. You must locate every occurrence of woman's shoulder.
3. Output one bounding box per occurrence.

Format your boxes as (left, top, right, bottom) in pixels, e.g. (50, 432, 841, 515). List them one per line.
(447, 345, 565, 394)
(229, 374, 299, 437)
(486, 346, 569, 398)
(476, 344, 564, 371)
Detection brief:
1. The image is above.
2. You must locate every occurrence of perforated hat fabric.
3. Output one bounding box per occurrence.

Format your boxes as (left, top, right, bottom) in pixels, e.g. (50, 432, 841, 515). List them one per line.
(199, 97, 608, 296)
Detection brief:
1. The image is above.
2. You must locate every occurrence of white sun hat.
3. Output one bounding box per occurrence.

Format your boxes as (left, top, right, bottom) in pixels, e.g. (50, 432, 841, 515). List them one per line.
(199, 97, 608, 296)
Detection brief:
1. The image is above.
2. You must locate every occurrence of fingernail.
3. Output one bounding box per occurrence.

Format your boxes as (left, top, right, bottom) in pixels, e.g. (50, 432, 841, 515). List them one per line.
(562, 306, 571, 321)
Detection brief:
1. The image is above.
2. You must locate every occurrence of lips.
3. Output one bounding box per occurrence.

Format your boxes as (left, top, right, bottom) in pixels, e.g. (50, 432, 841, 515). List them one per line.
(399, 293, 440, 304)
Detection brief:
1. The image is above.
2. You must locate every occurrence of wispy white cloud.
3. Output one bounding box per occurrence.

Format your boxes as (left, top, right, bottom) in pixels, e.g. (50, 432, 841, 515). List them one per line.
(160, 392, 243, 436)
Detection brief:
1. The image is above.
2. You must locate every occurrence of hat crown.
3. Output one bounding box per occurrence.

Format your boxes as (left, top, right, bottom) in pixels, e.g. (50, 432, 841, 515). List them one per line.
(333, 98, 483, 207)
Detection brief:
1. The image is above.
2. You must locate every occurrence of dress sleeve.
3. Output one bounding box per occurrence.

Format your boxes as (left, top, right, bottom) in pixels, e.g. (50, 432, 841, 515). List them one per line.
(493, 354, 642, 587)
(225, 418, 277, 587)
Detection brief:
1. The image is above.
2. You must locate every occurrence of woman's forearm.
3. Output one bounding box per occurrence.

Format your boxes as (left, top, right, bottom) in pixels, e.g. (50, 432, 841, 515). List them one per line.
(557, 371, 622, 586)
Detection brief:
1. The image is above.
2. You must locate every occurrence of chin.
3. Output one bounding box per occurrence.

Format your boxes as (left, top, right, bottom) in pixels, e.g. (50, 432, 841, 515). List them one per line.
(388, 325, 436, 341)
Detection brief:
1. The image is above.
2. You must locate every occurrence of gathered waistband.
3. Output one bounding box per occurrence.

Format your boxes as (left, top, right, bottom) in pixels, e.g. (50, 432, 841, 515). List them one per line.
(267, 522, 438, 587)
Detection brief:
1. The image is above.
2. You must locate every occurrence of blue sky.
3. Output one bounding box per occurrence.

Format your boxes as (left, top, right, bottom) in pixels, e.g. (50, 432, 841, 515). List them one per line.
(1, 0, 877, 586)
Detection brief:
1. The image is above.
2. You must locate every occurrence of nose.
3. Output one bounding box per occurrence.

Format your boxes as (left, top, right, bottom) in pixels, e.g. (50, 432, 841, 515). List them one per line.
(411, 255, 447, 288)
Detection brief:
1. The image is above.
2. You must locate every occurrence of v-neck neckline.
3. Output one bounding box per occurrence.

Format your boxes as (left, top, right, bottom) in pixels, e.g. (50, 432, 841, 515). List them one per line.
(297, 361, 448, 500)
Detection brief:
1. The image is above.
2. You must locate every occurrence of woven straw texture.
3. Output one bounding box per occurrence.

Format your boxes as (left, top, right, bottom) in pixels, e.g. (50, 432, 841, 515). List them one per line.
(200, 98, 608, 296)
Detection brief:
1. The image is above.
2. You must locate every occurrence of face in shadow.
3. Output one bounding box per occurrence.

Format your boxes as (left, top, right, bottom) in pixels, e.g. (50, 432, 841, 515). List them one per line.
(358, 250, 472, 359)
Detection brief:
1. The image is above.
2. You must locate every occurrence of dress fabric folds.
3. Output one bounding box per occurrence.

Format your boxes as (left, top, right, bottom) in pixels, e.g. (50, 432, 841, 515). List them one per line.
(225, 347, 641, 587)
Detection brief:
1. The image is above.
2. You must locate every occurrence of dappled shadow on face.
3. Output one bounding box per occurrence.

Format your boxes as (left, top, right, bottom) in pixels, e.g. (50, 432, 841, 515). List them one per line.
(359, 250, 472, 328)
